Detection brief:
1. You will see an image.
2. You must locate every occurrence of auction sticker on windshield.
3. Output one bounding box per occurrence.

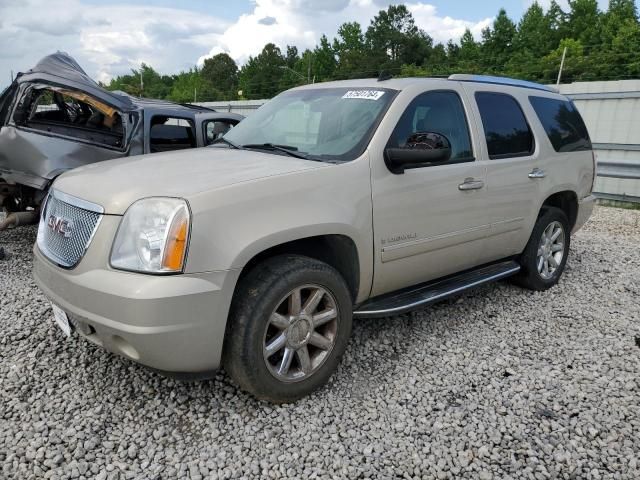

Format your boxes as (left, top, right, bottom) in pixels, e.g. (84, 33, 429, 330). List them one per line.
(51, 303, 71, 337)
(342, 90, 385, 100)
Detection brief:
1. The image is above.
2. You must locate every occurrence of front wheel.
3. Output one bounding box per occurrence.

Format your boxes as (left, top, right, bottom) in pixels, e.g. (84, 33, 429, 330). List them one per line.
(513, 207, 570, 291)
(223, 255, 353, 403)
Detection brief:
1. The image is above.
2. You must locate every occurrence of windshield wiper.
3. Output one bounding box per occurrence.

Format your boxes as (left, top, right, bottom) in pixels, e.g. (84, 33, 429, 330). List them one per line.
(241, 143, 312, 160)
(209, 137, 242, 149)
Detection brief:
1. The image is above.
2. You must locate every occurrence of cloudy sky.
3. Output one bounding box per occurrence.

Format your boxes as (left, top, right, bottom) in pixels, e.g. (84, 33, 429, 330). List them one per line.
(0, 0, 615, 89)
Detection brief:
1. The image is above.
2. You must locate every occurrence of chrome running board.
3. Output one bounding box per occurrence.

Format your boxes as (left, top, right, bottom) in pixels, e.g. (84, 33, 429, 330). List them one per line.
(353, 260, 520, 318)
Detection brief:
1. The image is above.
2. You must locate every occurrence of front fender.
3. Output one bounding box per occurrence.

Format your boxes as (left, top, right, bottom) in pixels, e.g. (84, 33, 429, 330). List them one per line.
(184, 158, 374, 300)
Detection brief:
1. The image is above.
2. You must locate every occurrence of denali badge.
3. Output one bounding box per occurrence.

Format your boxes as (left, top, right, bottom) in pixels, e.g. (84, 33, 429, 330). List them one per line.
(48, 215, 74, 238)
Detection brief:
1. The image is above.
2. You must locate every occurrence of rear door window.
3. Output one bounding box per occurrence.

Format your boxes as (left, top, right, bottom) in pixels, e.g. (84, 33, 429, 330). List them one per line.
(149, 116, 196, 152)
(475, 92, 534, 159)
(529, 96, 591, 152)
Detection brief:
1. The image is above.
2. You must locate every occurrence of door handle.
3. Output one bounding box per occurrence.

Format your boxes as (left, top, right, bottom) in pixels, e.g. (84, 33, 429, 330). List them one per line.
(528, 168, 546, 179)
(458, 178, 484, 191)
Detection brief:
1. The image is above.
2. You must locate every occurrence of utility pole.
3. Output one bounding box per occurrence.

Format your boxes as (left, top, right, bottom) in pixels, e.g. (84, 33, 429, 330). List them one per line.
(140, 70, 144, 95)
(307, 55, 311, 84)
(10, 70, 14, 83)
(556, 46, 567, 86)
(194, 88, 197, 103)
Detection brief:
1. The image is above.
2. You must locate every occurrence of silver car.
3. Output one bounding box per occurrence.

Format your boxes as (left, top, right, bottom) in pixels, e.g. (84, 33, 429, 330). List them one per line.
(33, 75, 595, 402)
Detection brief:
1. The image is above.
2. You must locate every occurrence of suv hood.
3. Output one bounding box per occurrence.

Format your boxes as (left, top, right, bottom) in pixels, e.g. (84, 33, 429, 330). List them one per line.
(53, 147, 328, 214)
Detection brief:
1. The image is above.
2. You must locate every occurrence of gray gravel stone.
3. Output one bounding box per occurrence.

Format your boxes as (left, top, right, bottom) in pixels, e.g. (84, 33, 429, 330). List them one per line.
(1, 205, 640, 479)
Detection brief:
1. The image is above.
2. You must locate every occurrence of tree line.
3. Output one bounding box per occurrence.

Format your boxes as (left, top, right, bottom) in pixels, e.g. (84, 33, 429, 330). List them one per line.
(104, 0, 640, 102)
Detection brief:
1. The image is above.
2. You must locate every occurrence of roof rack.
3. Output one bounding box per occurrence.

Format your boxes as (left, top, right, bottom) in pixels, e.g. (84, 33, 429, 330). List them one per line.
(448, 74, 558, 93)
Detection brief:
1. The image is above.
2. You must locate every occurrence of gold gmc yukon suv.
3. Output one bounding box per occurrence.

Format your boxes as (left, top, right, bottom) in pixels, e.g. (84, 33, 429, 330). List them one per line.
(34, 75, 596, 402)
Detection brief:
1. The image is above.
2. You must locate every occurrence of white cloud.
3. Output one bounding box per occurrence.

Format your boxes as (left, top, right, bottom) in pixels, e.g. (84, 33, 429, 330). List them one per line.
(0, 0, 227, 86)
(407, 4, 492, 42)
(0, 0, 492, 88)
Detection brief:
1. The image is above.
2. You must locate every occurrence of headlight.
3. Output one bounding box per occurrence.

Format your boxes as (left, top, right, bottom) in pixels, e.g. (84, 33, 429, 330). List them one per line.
(110, 197, 190, 274)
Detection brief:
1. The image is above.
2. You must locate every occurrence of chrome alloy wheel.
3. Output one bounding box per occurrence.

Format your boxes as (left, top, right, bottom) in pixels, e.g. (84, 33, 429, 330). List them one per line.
(263, 284, 339, 383)
(536, 220, 565, 280)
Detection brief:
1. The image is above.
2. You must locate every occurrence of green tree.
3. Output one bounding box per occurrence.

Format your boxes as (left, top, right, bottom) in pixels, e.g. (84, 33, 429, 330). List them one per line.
(508, 2, 554, 79)
(481, 9, 517, 72)
(294, 49, 315, 83)
(546, 0, 569, 46)
(239, 43, 287, 99)
(107, 64, 171, 98)
(285, 45, 299, 68)
(365, 5, 431, 72)
(201, 53, 238, 100)
(541, 38, 587, 82)
(167, 69, 221, 103)
(458, 29, 482, 71)
(446, 39, 460, 66)
(566, 0, 603, 45)
(607, 18, 640, 77)
(601, 0, 639, 42)
(312, 35, 337, 81)
(514, 2, 553, 57)
(333, 22, 370, 78)
(426, 43, 447, 74)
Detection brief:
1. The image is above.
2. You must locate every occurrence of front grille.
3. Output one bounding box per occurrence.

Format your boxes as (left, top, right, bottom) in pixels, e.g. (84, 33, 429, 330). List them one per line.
(37, 190, 104, 268)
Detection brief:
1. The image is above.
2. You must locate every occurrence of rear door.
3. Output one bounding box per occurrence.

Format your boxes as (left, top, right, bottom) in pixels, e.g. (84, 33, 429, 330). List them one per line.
(528, 95, 595, 205)
(462, 85, 542, 262)
(369, 86, 490, 296)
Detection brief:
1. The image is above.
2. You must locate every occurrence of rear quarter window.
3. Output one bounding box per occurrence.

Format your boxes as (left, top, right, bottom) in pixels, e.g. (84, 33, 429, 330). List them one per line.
(529, 96, 591, 152)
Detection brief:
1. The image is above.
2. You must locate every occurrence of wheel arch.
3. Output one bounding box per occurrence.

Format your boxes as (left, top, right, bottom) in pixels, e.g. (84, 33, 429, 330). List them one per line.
(236, 233, 361, 304)
(539, 190, 578, 231)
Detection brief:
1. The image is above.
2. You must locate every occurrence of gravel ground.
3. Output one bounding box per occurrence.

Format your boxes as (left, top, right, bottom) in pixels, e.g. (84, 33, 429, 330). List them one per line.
(1, 205, 639, 480)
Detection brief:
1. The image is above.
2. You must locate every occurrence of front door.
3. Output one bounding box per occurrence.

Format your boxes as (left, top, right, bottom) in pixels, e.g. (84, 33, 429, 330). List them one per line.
(370, 88, 490, 297)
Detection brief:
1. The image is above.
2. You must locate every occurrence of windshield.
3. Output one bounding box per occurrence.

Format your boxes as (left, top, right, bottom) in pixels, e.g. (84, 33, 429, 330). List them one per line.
(222, 87, 396, 162)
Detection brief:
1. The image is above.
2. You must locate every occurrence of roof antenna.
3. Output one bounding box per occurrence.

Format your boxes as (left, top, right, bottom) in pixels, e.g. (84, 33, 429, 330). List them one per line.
(378, 70, 392, 82)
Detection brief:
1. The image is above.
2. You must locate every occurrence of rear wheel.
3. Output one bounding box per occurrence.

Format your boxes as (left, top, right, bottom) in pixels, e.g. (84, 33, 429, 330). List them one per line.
(223, 255, 353, 403)
(513, 207, 570, 291)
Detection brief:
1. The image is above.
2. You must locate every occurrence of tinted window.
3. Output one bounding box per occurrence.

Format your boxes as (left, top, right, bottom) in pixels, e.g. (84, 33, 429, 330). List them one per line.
(475, 92, 534, 159)
(529, 96, 591, 152)
(388, 90, 473, 161)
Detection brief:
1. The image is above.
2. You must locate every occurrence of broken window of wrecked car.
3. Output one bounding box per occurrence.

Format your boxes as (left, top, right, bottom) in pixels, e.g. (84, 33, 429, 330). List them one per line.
(14, 86, 124, 149)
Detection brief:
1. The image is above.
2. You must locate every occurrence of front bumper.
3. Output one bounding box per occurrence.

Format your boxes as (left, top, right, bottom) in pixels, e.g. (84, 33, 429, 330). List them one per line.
(572, 194, 596, 234)
(33, 245, 240, 373)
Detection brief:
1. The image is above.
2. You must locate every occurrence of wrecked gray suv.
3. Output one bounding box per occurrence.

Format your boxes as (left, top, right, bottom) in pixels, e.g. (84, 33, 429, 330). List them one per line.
(0, 53, 242, 228)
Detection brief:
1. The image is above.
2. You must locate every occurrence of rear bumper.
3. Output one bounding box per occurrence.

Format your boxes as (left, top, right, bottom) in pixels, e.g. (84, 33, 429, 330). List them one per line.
(572, 194, 596, 234)
(33, 245, 240, 373)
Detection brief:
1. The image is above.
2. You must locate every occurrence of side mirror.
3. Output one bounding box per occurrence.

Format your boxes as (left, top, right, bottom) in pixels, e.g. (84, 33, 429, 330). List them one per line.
(385, 132, 452, 174)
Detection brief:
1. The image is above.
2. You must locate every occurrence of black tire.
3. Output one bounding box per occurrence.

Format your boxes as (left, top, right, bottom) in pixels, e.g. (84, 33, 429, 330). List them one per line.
(223, 254, 353, 403)
(513, 206, 570, 291)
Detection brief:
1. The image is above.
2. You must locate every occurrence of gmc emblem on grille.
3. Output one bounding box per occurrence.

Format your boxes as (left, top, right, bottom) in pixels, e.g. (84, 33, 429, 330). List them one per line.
(47, 215, 74, 238)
